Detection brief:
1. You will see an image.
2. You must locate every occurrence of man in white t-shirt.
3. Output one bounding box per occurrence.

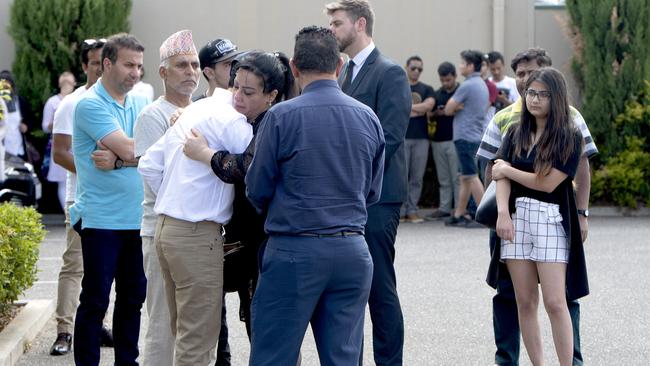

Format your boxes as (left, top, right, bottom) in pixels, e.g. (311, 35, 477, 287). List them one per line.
(130, 67, 155, 103)
(132, 29, 201, 366)
(49, 38, 113, 355)
(488, 51, 519, 112)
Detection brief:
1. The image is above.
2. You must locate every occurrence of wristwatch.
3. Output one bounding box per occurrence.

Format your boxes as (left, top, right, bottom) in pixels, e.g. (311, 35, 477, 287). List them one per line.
(577, 209, 589, 217)
(114, 158, 124, 170)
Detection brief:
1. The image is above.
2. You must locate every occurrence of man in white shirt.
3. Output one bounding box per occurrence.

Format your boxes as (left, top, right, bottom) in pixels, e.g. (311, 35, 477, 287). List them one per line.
(49, 37, 113, 356)
(488, 51, 520, 112)
(138, 89, 251, 366)
(133, 30, 201, 366)
(130, 67, 155, 103)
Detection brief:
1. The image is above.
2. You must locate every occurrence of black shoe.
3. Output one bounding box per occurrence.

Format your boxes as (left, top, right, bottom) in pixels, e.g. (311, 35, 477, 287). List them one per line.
(425, 210, 451, 221)
(445, 215, 463, 226)
(100, 327, 114, 347)
(50, 332, 72, 356)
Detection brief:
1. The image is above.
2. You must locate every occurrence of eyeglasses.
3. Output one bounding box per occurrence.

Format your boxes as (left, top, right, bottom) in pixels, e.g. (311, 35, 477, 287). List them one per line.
(83, 38, 107, 46)
(410, 67, 423, 72)
(525, 89, 551, 101)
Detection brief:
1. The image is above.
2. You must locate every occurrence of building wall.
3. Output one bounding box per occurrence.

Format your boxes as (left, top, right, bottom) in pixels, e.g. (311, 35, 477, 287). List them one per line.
(1, 0, 579, 102)
(0, 0, 15, 74)
(534, 6, 580, 105)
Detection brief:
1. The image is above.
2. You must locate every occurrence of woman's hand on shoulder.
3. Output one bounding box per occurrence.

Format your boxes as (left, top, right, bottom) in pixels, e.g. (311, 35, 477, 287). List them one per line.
(169, 108, 184, 126)
(183, 128, 213, 165)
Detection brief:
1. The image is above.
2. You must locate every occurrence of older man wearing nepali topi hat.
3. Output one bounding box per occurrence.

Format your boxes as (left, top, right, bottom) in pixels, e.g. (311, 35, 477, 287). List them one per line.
(133, 29, 201, 366)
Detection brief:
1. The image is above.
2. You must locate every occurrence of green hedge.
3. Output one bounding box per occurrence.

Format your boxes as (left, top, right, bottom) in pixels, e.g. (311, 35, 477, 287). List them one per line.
(591, 81, 650, 208)
(566, 0, 650, 162)
(8, 0, 132, 124)
(0, 203, 45, 315)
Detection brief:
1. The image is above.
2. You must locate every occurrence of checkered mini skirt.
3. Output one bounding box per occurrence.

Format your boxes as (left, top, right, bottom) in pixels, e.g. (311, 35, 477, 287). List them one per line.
(501, 197, 569, 263)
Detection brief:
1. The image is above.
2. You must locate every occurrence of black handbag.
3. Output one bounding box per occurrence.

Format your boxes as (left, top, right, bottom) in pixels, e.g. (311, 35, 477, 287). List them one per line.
(475, 181, 497, 229)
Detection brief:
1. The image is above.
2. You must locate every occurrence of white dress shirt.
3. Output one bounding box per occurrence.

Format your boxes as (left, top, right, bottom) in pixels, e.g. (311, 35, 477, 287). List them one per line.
(138, 89, 252, 224)
(349, 41, 375, 81)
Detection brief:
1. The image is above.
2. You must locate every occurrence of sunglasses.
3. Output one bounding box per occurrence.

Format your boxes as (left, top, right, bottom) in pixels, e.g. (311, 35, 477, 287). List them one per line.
(410, 67, 423, 72)
(83, 38, 107, 46)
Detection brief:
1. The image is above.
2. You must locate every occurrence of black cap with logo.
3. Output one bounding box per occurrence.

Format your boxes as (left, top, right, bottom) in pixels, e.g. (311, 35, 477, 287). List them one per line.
(198, 39, 242, 69)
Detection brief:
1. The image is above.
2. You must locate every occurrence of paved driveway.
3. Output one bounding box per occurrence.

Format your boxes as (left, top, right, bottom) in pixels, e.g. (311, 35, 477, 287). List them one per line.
(15, 215, 650, 365)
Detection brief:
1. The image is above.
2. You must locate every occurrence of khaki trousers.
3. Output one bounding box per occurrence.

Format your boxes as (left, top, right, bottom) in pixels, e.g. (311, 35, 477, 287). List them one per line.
(155, 215, 224, 366)
(55, 202, 83, 334)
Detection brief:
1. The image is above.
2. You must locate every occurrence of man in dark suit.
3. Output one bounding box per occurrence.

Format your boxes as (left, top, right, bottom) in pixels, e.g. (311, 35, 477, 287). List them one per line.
(326, 1, 411, 364)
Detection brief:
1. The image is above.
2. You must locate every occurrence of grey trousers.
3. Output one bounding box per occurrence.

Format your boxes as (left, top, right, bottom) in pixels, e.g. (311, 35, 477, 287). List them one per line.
(402, 138, 430, 216)
(432, 140, 459, 214)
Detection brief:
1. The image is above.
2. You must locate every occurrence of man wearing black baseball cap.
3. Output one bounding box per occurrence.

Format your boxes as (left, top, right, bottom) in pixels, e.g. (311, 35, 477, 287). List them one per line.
(195, 38, 243, 101)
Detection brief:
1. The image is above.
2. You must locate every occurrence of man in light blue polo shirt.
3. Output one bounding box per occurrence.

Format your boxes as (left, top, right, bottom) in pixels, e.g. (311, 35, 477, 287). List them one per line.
(70, 33, 148, 366)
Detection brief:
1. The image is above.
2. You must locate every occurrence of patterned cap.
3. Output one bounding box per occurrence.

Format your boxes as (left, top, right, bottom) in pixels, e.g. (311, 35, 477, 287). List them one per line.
(160, 30, 198, 61)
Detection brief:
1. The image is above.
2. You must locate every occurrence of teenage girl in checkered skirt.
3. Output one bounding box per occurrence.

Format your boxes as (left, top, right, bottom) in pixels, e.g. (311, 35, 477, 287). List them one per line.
(492, 67, 583, 366)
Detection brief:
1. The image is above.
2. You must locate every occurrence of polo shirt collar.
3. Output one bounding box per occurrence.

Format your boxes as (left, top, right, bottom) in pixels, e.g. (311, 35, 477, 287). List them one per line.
(95, 79, 134, 110)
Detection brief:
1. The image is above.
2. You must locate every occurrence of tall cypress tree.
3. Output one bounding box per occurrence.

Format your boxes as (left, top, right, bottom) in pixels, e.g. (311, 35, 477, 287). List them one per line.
(566, 0, 650, 161)
(8, 0, 132, 124)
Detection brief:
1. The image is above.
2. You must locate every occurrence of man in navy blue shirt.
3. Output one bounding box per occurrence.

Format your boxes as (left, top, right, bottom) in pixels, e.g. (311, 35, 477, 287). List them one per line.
(246, 26, 385, 365)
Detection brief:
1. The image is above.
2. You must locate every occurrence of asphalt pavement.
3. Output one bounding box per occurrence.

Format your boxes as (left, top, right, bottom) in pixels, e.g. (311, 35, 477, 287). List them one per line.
(14, 214, 650, 365)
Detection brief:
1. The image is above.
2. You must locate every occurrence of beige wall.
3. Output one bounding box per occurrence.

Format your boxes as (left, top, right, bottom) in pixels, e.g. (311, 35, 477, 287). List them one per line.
(0, 0, 15, 73)
(534, 7, 580, 105)
(1, 0, 578, 101)
(131, 0, 533, 98)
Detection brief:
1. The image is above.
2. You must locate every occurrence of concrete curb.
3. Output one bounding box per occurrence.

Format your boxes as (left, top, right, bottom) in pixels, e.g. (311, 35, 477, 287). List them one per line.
(0, 300, 55, 366)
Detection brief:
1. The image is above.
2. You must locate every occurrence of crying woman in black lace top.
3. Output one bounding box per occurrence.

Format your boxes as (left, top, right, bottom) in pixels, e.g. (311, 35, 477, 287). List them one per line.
(182, 51, 297, 181)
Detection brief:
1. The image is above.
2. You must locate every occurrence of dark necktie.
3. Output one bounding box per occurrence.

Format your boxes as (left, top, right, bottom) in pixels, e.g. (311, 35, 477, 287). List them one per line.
(341, 60, 355, 93)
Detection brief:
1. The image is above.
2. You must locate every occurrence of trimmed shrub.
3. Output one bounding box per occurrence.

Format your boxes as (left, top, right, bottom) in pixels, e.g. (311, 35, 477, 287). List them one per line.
(0, 203, 46, 315)
(591, 81, 650, 208)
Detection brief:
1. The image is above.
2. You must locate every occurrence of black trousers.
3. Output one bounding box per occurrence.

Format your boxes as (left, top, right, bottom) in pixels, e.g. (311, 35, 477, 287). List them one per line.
(73, 221, 146, 366)
(361, 203, 404, 365)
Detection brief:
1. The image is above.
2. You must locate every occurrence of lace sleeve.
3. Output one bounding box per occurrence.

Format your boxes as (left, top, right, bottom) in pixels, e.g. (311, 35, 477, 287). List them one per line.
(209, 135, 256, 184)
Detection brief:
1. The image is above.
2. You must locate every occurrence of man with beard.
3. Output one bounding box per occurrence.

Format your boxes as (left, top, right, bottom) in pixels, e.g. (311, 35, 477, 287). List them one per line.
(326, 1, 411, 364)
(70, 33, 148, 366)
(49, 37, 114, 356)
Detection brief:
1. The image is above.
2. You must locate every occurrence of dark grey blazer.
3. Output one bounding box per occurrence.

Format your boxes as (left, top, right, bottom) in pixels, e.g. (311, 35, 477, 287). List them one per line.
(339, 48, 411, 204)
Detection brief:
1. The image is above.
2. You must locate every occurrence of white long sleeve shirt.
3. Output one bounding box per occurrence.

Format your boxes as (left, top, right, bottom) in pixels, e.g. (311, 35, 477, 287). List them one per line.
(138, 89, 252, 224)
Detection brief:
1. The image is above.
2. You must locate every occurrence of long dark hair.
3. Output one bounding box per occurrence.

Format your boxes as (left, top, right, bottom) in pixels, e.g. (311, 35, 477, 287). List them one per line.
(514, 67, 580, 176)
(235, 51, 296, 104)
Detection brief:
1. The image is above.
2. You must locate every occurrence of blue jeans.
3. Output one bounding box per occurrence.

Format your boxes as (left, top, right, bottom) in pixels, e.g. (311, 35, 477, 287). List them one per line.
(490, 231, 583, 365)
(453, 139, 480, 176)
(73, 221, 146, 366)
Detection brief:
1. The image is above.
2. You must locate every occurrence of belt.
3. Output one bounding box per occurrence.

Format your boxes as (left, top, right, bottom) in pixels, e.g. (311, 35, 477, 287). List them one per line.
(294, 231, 362, 238)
